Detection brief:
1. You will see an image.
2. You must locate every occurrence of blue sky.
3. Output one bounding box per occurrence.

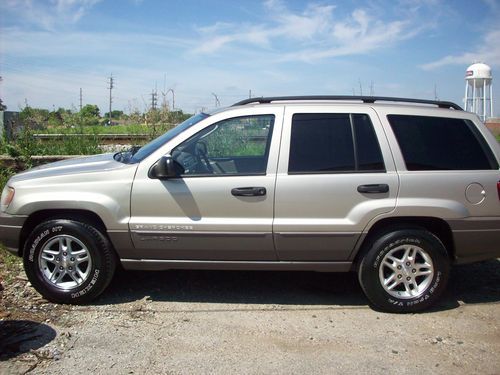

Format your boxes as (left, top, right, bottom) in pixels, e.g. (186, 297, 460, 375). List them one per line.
(1, 0, 499, 115)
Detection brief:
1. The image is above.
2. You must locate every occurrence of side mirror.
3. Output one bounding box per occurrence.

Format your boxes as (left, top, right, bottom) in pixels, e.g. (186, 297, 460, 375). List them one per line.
(149, 155, 184, 179)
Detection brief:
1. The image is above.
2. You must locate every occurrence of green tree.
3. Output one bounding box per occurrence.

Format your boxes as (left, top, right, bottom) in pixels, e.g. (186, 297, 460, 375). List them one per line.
(80, 104, 100, 118)
(103, 110, 124, 119)
(79, 104, 101, 126)
(19, 106, 50, 129)
(0, 76, 6, 111)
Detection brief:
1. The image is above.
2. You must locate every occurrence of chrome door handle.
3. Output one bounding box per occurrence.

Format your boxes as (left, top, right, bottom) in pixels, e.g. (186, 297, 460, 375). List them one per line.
(231, 187, 267, 197)
(357, 184, 389, 194)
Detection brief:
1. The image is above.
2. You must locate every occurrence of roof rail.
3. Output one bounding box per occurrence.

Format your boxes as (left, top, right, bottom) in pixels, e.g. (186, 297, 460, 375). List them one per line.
(231, 96, 463, 110)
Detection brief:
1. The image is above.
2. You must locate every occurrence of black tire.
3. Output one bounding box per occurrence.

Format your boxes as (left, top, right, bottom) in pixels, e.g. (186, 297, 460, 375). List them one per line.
(23, 219, 116, 304)
(358, 228, 450, 313)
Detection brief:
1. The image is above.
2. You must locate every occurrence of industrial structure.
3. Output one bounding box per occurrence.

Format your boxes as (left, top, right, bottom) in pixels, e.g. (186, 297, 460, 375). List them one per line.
(464, 62, 493, 122)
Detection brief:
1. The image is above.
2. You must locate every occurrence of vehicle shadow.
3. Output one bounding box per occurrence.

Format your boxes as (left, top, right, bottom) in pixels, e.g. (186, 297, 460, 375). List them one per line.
(101, 268, 366, 307)
(97, 259, 500, 312)
(446, 258, 500, 305)
(0, 320, 57, 360)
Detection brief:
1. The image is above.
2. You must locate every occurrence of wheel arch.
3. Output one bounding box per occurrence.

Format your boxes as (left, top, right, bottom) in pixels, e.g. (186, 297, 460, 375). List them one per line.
(19, 209, 108, 256)
(352, 216, 455, 268)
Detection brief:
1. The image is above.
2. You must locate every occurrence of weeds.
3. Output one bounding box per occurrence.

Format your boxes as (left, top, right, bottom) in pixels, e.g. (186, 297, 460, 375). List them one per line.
(0, 168, 15, 191)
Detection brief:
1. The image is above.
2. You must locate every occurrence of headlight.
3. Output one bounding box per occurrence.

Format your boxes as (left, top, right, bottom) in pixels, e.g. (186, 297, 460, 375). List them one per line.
(1, 186, 15, 212)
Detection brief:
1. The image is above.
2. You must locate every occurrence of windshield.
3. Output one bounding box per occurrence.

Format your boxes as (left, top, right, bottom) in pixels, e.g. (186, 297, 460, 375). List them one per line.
(130, 113, 209, 163)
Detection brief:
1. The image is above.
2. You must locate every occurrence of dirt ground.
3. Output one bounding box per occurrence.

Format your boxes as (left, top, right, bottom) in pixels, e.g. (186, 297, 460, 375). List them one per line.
(1, 255, 499, 375)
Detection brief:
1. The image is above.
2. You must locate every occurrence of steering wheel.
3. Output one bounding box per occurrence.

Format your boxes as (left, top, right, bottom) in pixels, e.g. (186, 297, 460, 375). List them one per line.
(195, 141, 214, 174)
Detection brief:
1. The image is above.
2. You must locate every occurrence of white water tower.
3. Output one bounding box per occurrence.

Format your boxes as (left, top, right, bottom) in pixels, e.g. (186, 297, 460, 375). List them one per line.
(464, 62, 493, 122)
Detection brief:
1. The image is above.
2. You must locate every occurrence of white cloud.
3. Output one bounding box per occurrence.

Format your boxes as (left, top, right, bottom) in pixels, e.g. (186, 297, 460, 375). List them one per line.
(1, 0, 101, 30)
(421, 28, 500, 70)
(192, 0, 431, 62)
(1, 28, 193, 58)
(268, 1, 336, 41)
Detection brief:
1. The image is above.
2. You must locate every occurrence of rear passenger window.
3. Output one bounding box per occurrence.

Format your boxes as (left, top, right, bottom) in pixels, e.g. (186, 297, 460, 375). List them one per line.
(288, 113, 385, 173)
(388, 115, 498, 170)
(353, 114, 385, 171)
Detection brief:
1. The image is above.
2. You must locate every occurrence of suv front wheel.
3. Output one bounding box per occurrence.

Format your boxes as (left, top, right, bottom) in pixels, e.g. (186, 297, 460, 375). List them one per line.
(358, 228, 450, 313)
(23, 219, 116, 304)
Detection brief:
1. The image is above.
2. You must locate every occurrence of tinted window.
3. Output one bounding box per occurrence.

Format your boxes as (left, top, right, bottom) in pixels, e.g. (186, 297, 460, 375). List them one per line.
(172, 115, 274, 176)
(388, 115, 497, 170)
(288, 113, 384, 173)
(353, 114, 385, 171)
(289, 114, 354, 173)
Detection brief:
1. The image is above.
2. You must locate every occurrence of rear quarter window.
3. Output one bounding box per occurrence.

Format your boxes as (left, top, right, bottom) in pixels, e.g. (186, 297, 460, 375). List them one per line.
(387, 115, 499, 171)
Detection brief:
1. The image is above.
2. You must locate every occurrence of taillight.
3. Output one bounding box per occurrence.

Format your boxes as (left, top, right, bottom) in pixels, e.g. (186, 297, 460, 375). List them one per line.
(497, 181, 500, 200)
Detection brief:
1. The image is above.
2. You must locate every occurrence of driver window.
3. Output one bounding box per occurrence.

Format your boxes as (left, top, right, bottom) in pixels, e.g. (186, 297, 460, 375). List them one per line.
(172, 115, 274, 176)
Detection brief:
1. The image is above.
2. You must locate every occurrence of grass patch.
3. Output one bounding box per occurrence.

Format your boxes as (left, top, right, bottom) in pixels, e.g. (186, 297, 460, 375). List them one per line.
(28, 136, 101, 155)
(38, 123, 174, 136)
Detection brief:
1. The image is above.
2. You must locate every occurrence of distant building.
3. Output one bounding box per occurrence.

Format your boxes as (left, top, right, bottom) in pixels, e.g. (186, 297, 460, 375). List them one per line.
(0, 111, 21, 141)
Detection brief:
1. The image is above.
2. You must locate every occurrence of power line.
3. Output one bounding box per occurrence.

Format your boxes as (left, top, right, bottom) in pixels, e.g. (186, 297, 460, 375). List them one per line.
(212, 92, 220, 107)
(163, 88, 175, 110)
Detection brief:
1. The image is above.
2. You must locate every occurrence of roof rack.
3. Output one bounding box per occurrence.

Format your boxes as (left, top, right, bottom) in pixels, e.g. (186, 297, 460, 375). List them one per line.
(231, 96, 463, 110)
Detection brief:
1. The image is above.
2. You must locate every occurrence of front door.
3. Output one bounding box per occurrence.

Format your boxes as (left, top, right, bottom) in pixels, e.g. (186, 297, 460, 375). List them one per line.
(130, 108, 283, 260)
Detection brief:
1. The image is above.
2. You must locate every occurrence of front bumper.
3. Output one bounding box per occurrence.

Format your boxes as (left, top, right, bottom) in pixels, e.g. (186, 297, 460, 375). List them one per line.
(0, 212, 27, 256)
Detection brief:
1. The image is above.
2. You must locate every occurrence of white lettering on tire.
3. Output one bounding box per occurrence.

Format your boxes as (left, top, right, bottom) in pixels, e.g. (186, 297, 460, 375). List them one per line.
(71, 269, 100, 299)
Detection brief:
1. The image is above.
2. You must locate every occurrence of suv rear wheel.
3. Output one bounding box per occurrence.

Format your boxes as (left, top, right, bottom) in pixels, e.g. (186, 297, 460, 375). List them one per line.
(358, 228, 450, 313)
(23, 219, 116, 304)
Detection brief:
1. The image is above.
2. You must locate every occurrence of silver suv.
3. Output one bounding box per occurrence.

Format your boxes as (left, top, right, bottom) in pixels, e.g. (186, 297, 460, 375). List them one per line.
(1, 96, 499, 312)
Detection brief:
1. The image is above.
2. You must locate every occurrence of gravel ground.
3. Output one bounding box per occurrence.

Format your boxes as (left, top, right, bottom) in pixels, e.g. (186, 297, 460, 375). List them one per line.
(1, 259, 499, 374)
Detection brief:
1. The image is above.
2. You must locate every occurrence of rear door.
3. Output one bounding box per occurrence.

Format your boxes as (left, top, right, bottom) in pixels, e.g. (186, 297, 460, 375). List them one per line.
(273, 105, 399, 261)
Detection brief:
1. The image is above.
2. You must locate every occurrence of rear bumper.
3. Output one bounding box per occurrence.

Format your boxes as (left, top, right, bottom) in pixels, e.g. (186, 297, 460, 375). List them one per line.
(448, 218, 500, 264)
(0, 212, 27, 256)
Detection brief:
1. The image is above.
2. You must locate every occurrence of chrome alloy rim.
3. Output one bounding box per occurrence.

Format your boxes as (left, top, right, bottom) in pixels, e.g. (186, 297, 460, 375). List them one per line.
(379, 245, 434, 299)
(38, 235, 92, 290)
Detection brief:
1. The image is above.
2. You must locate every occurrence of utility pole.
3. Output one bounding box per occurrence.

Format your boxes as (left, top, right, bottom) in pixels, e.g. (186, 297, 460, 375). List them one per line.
(108, 74, 114, 126)
(151, 89, 158, 110)
(249, 89, 252, 98)
(370, 81, 374, 96)
(358, 79, 363, 96)
(79, 88, 83, 111)
(212, 92, 220, 107)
